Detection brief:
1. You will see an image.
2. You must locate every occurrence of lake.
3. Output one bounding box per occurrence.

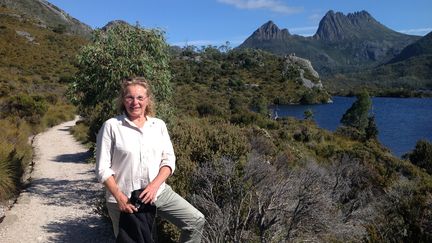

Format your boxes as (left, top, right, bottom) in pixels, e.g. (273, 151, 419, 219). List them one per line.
(272, 96, 432, 157)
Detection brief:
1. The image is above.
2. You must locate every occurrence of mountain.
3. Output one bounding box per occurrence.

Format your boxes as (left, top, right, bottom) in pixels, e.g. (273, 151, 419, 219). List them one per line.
(0, 5, 88, 97)
(314, 10, 402, 41)
(362, 31, 432, 89)
(0, 0, 92, 38)
(324, 31, 432, 93)
(239, 10, 421, 76)
(247, 20, 291, 41)
(387, 31, 432, 64)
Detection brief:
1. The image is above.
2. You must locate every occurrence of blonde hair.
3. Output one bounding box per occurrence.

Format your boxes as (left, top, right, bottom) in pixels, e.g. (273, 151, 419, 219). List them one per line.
(117, 77, 156, 117)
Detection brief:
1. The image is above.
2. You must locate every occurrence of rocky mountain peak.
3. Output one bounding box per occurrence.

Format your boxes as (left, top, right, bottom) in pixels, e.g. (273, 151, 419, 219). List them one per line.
(250, 20, 290, 41)
(313, 10, 385, 41)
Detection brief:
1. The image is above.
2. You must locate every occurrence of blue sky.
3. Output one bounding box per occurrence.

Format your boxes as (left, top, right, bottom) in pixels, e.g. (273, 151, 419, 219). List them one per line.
(47, 0, 432, 47)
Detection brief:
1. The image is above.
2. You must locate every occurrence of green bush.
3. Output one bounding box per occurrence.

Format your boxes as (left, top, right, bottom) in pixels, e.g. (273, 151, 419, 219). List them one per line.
(169, 117, 250, 195)
(41, 103, 76, 129)
(0, 157, 14, 200)
(196, 103, 222, 117)
(2, 94, 48, 125)
(70, 120, 90, 146)
(404, 139, 432, 174)
(70, 23, 173, 142)
(336, 126, 360, 139)
(0, 118, 32, 200)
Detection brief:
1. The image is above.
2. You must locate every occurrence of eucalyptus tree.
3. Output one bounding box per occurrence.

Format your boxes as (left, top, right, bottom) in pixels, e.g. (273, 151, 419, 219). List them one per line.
(69, 23, 173, 141)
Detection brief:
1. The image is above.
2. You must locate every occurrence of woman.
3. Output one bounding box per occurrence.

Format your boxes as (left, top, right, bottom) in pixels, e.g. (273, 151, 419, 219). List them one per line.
(96, 77, 205, 242)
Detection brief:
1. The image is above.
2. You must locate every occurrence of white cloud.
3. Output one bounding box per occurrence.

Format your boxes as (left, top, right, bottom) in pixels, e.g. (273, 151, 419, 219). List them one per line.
(398, 28, 432, 36)
(218, 0, 302, 14)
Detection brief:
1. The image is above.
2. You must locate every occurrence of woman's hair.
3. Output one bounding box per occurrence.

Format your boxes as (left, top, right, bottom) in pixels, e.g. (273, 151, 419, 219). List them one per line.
(117, 77, 156, 116)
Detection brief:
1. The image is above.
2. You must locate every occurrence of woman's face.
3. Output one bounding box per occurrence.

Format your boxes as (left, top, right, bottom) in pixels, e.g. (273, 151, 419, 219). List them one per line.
(123, 84, 148, 119)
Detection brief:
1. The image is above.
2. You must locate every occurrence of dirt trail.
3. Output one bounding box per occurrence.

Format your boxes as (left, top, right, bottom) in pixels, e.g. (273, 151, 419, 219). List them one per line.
(0, 118, 114, 243)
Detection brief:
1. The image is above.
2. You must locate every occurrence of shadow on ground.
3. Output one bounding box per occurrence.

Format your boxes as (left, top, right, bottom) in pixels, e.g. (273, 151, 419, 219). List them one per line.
(44, 214, 115, 243)
(26, 169, 101, 208)
(54, 151, 92, 164)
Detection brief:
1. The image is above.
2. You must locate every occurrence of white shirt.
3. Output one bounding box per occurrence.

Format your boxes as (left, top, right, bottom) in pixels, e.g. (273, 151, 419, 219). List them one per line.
(95, 115, 175, 203)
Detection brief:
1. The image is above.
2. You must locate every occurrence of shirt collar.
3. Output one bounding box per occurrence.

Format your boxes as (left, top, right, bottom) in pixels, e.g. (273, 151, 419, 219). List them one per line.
(121, 113, 154, 129)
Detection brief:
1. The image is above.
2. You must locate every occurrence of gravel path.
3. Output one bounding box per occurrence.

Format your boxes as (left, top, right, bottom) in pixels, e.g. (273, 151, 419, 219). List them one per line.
(0, 118, 115, 243)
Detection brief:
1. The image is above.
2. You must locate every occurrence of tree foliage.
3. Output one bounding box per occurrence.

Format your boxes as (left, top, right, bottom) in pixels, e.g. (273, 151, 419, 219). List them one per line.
(69, 23, 173, 141)
(365, 115, 379, 140)
(404, 139, 432, 174)
(340, 91, 372, 132)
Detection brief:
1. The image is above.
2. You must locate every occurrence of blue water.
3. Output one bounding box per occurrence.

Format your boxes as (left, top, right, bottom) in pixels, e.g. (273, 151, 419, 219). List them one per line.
(272, 96, 432, 157)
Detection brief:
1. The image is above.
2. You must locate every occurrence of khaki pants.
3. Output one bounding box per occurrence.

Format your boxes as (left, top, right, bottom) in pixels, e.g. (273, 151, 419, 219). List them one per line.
(107, 185, 205, 243)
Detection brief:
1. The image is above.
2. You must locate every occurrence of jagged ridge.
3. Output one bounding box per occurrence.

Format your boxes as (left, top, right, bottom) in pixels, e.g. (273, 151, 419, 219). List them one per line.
(238, 10, 421, 75)
(313, 10, 399, 41)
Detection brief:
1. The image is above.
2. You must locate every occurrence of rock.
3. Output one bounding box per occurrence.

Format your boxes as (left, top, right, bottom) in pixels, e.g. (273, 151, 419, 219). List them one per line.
(16, 30, 35, 42)
(283, 54, 323, 89)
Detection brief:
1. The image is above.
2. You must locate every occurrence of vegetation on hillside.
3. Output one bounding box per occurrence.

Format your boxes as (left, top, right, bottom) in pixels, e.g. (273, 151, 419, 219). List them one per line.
(69, 24, 432, 242)
(170, 45, 331, 119)
(326, 55, 432, 97)
(0, 6, 85, 202)
(0, 4, 430, 241)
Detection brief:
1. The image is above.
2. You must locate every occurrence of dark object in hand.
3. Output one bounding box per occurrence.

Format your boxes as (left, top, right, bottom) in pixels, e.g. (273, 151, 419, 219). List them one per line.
(117, 189, 157, 243)
(130, 189, 145, 209)
(129, 189, 156, 213)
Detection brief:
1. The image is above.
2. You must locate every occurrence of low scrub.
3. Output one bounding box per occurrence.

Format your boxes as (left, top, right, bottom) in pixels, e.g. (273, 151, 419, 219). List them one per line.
(0, 118, 32, 201)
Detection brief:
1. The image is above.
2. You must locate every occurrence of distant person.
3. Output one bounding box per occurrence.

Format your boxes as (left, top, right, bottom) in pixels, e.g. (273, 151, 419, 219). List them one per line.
(96, 77, 205, 242)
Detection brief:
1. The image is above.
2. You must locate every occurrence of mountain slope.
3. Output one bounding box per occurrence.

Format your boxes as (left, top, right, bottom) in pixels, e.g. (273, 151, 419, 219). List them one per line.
(239, 10, 420, 75)
(0, 0, 92, 38)
(0, 5, 88, 97)
(387, 31, 432, 64)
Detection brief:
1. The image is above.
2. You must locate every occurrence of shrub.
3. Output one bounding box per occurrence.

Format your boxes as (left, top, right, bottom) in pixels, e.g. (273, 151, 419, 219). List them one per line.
(70, 120, 90, 146)
(0, 118, 32, 200)
(2, 94, 48, 125)
(0, 157, 14, 200)
(41, 103, 76, 128)
(169, 117, 250, 195)
(196, 103, 222, 117)
(70, 23, 173, 142)
(335, 126, 364, 141)
(404, 139, 432, 174)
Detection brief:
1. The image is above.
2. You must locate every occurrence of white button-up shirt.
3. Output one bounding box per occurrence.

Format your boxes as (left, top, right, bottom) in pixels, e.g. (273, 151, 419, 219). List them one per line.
(95, 115, 175, 203)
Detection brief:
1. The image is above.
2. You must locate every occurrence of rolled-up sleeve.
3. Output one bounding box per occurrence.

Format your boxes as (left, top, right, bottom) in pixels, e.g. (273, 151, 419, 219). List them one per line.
(95, 122, 115, 183)
(160, 122, 176, 175)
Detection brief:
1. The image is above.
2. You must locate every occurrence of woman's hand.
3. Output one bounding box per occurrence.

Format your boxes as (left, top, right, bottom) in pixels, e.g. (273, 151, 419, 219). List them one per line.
(116, 192, 138, 213)
(139, 166, 172, 204)
(140, 182, 159, 204)
(103, 176, 137, 213)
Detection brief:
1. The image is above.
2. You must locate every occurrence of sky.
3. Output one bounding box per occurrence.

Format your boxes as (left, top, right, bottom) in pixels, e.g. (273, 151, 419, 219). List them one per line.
(47, 0, 432, 47)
